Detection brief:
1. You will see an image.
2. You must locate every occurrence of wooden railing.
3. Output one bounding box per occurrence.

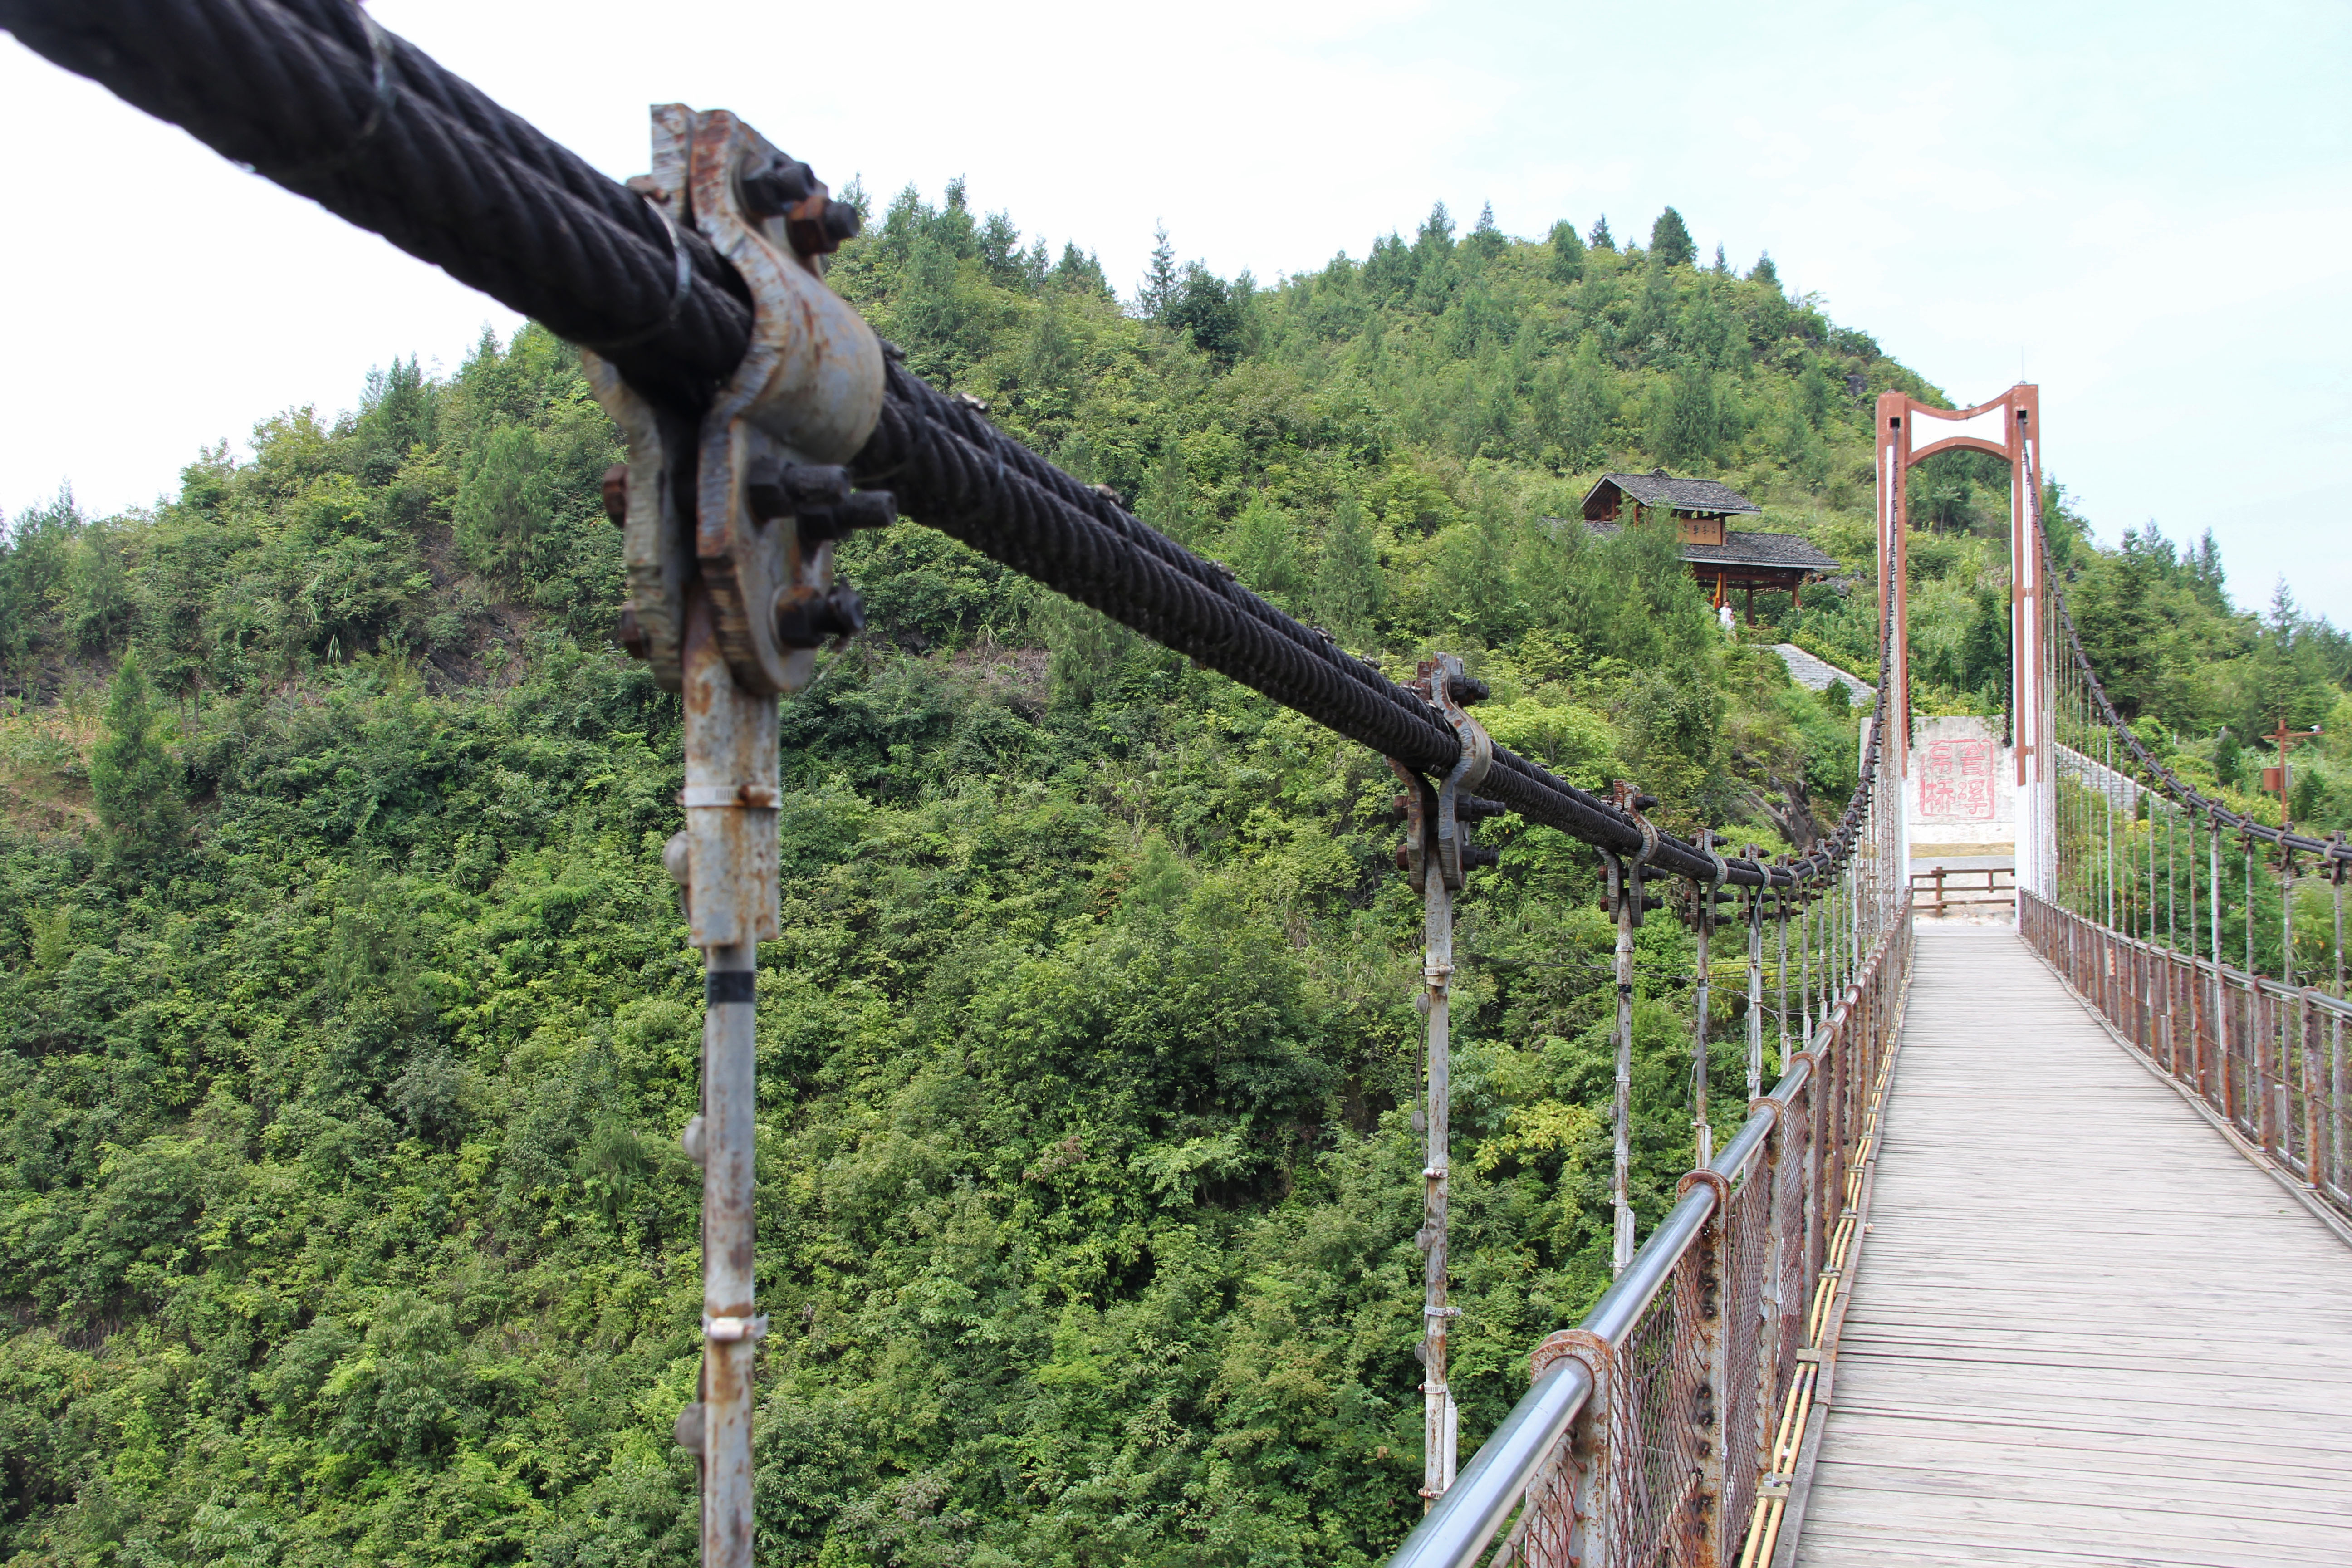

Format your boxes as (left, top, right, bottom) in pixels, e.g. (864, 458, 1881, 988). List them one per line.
(1907, 864, 2014, 915)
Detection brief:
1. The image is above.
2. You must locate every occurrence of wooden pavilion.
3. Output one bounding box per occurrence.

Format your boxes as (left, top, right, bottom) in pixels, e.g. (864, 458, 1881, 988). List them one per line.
(1579, 469, 1841, 623)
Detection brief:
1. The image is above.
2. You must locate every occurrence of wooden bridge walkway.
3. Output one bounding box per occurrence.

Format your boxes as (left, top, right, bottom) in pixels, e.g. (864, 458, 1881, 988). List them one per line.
(1790, 923, 2352, 1567)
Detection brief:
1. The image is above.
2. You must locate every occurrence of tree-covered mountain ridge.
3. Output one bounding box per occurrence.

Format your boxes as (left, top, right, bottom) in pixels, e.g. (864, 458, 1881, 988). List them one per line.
(0, 194, 2345, 1567)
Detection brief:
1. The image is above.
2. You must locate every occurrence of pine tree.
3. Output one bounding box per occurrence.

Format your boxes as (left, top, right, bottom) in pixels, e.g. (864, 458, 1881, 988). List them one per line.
(1750, 252, 1781, 290)
(1651, 360, 1728, 466)
(1226, 495, 1303, 603)
(1138, 441, 1196, 545)
(1409, 205, 1458, 314)
(1588, 214, 1615, 251)
(1364, 232, 1413, 301)
(1139, 223, 1178, 319)
(1712, 243, 1729, 275)
(978, 210, 1025, 288)
(454, 423, 552, 588)
(930, 176, 979, 258)
(1054, 243, 1112, 299)
(1561, 333, 1616, 465)
(1417, 202, 1456, 252)
(2187, 529, 2229, 612)
(1650, 206, 1696, 269)
(1467, 202, 1505, 261)
(1548, 220, 1586, 282)
(1312, 494, 1384, 646)
(90, 647, 182, 862)
(2215, 725, 2243, 787)
(2255, 581, 2333, 731)
(1960, 583, 2008, 701)
(1166, 263, 1244, 368)
(2074, 534, 2171, 718)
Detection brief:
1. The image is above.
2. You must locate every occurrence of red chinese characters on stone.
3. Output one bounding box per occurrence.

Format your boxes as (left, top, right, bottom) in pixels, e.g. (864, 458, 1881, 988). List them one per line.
(1919, 739, 1996, 821)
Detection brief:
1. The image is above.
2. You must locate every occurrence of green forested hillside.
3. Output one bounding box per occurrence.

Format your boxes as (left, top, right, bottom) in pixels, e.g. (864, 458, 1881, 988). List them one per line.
(0, 194, 2344, 1567)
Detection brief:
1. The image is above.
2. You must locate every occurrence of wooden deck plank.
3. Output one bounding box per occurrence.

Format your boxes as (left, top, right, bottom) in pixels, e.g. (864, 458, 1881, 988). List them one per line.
(1799, 1414, 2352, 1475)
(1793, 1434, 2348, 1497)
(1789, 924, 2352, 1568)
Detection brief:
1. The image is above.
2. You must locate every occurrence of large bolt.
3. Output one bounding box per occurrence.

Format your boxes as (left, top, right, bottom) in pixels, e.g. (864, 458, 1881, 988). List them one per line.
(740, 154, 814, 217)
(773, 583, 866, 649)
(746, 461, 849, 523)
(785, 192, 857, 257)
(796, 490, 898, 544)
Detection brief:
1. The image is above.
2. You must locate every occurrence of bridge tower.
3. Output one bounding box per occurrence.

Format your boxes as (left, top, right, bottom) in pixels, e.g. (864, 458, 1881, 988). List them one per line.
(1874, 385, 2051, 908)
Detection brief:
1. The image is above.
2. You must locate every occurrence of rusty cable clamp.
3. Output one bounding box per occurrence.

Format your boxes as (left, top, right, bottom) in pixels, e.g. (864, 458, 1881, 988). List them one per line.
(1389, 661, 1505, 893)
(1601, 782, 1664, 927)
(587, 105, 893, 694)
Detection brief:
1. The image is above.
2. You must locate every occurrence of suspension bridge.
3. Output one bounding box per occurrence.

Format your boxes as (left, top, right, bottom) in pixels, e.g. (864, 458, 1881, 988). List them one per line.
(7, 4, 2352, 1564)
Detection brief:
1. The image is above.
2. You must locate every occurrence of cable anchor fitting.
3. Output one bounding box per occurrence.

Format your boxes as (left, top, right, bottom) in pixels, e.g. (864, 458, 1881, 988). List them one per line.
(581, 104, 888, 696)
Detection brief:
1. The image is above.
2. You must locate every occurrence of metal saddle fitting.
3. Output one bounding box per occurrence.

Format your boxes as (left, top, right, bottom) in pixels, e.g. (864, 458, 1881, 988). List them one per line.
(1389, 655, 1501, 894)
(1676, 830, 1730, 931)
(581, 103, 895, 699)
(1603, 781, 1663, 926)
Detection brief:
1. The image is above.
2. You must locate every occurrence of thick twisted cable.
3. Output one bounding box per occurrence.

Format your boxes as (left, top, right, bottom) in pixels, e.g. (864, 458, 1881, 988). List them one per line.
(852, 370, 1898, 891)
(0, 0, 752, 408)
(877, 360, 1904, 887)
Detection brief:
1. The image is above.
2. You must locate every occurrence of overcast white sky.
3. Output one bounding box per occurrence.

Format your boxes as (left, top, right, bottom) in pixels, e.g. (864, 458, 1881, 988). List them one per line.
(4, 0, 2347, 618)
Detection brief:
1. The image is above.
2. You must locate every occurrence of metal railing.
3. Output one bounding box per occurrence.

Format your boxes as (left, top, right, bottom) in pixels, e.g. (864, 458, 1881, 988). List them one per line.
(1386, 904, 1911, 1568)
(2021, 889, 2351, 1219)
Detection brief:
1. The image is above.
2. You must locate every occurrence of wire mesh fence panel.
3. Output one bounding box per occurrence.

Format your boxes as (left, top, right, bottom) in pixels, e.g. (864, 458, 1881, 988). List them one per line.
(2171, 953, 2190, 1079)
(2258, 989, 2275, 1153)
(2230, 982, 2254, 1140)
(2287, 996, 2312, 1179)
(1771, 1101, 1808, 1421)
(1603, 1274, 1701, 1568)
(2194, 949, 2211, 1093)
(1816, 1119, 1848, 1294)
(2257, 986, 2274, 1145)
(2323, 1006, 2342, 1203)
(1718, 1158, 1772, 1550)
(1485, 1433, 1577, 1568)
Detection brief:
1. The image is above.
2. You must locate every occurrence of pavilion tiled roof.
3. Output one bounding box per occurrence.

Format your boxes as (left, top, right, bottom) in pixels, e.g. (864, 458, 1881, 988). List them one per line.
(1681, 531, 1840, 570)
(1588, 469, 1762, 516)
(1582, 520, 1841, 573)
